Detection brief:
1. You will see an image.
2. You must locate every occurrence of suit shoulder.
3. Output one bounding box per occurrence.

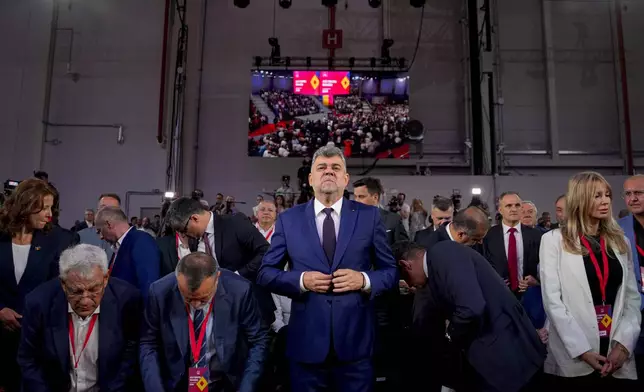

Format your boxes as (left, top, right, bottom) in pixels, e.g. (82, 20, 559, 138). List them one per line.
(25, 279, 61, 306)
(220, 269, 253, 293)
(109, 277, 141, 300)
(149, 273, 177, 295)
(618, 215, 632, 228)
(277, 203, 307, 220)
(522, 225, 543, 238)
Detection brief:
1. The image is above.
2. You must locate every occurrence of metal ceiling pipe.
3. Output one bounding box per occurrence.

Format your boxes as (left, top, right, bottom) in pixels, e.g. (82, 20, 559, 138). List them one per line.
(157, 0, 172, 144)
(614, 0, 634, 175)
(39, 0, 60, 170)
(43, 122, 125, 144)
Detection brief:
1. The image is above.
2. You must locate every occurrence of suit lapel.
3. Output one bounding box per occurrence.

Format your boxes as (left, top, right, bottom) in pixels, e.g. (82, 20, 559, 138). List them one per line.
(521, 225, 531, 276)
(170, 285, 188, 358)
(19, 233, 46, 290)
(212, 214, 223, 263)
(0, 239, 18, 290)
(332, 201, 358, 270)
(213, 281, 231, 362)
(50, 286, 71, 374)
(98, 284, 117, 383)
(492, 225, 508, 273)
(566, 242, 593, 304)
(304, 201, 328, 266)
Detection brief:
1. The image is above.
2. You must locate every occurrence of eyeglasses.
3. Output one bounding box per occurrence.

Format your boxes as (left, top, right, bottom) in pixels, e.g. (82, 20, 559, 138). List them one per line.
(623, 190, 644, 199)
(63, 282, 105, 299)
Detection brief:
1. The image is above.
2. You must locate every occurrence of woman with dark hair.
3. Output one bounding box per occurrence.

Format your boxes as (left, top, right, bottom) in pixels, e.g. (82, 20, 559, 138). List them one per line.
(0, 179, 71, 392)
(275, 194, 286, 214)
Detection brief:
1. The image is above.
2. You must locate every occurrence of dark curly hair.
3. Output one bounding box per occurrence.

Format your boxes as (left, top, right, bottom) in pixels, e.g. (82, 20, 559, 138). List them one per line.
(0, 178, 56, 236)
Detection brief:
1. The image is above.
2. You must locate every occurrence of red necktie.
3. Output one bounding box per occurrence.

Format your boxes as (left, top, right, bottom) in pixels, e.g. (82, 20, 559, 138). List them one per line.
(507, 227, 518, 291)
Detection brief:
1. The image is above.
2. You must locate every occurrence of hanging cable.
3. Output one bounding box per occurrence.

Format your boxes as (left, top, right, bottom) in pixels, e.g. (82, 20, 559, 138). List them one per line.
(406, 3, 425, 71)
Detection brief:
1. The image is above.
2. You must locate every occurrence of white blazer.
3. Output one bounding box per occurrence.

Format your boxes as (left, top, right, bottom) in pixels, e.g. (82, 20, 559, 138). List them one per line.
(540, 229, 641, 379)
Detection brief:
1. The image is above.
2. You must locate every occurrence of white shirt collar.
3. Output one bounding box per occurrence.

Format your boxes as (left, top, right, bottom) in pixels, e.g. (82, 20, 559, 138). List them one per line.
(445, 222, 456, 241)
(423, 251, 429, 278)
(85, 221, 94, 228)
(314, 197, 343, 217)
(115, 226, 134, 249)
(502, 221, 522, 235)
(206, 212, 215, 236)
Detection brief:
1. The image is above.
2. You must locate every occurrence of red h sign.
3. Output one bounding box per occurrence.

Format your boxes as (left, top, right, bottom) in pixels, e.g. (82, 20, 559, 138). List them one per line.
(322, 29, 343, 49)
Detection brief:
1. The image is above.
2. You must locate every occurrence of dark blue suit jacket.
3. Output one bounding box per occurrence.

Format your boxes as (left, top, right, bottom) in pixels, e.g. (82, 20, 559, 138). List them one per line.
(111, 228, 160, 300)
(17, 278, 141, 392)
(0, 229, 74, 315)
(426, 241, 545, 392)
(139, 271, 270, 392)
(257, 199, 398, 363)
(618, 214, 644, 354)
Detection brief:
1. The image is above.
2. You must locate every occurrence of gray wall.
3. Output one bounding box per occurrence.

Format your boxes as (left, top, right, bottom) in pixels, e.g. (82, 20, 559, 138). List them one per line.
(0, 0, 641, 225)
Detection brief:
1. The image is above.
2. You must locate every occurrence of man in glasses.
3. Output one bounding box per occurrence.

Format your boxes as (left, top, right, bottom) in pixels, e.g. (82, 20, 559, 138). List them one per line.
(94, 206, 160, 299)
(618, 174, 644, 385)
(140, 252, 270, 392)
(17, 244, 142, 391)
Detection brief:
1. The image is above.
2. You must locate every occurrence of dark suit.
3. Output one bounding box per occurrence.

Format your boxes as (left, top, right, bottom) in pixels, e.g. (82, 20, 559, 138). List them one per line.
(483, 224, 543, 293)
(71, 221, 88, 233)
(374, 208, 408, 390)
(424, 241, 546, 392)
(413, 224, 449, 251)
(257, 199, 398, 391)
(157, 234, 179, 277)
(139, 271, 271, 392)
(17, 278, 141, 392)
(0, 229, 76, 392)
(111, 228, 160, 301)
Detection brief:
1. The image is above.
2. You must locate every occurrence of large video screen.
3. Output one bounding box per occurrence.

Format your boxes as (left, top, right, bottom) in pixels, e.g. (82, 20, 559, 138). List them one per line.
(248, 70, 411, 159)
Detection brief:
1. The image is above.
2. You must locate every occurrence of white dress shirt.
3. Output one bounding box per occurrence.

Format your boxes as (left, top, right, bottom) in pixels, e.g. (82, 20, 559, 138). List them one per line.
(85, 221, 94, 228)
(199, 212, 216, 261)
(502, 222, 524, 276)
(299, 198, 371, 292)
(12, 243, 30, 284)
(445, 223, 456, 242)
(256, 223, 275, 243)
(177, 236, 191, 260)
(68, 305, 100, 392)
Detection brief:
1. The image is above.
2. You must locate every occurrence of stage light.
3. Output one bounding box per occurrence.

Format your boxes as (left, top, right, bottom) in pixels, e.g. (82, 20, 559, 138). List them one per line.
(164, 191, 175, 199)
(471, 188, 482, 196)
(398, 57, 406, 69)
(279, 0, 292, 8)
(268, 37, 281, 59)
(306, 56, 312, 68)
(370, 57, 376, 68)
(285, 56, 291, 67)
(381, 38, 394, 58)
(254, 56, 262, 68)
(410, 0, 425, 7)
(349, 57, 355, 68)
(327, 57, 334, 69)
(322, 0, 337, 7)
(368, 0, 381, 7)
(234, 0, 250, 8)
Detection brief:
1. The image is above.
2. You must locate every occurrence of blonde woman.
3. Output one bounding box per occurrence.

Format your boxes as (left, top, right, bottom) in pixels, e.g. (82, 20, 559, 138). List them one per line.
(409, 198, 428, 239)
(540, 171, 641, 389)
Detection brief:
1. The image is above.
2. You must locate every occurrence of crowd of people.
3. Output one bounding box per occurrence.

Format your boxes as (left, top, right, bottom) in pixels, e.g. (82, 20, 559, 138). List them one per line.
(249, 100, 268, 132)
(248, 94, 411, 159)
(1, 145, 644, 392)
(259, 89, 320, 121)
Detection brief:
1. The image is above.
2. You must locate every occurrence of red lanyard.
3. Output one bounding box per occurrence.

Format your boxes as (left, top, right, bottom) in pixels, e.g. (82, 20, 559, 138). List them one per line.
(186, 300, 215, 364)
(68, 314, 98, 368)
(637, 244, 644, 258)
(257, 225, 274, 241)
(580, 235, 610, 304)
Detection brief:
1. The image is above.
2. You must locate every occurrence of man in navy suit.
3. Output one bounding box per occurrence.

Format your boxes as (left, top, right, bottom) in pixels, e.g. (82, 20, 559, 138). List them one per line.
(17, 244, 141, 391)
(95, 206, 160, 299)
(394, 240, 545, 392)
(618, 174, 644, 383)
(257, 145, 398, 392)
(140, 252, 270, 392)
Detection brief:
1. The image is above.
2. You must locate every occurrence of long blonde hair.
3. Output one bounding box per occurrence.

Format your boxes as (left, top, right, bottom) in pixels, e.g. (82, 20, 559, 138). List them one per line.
(561, 171, 627, 255)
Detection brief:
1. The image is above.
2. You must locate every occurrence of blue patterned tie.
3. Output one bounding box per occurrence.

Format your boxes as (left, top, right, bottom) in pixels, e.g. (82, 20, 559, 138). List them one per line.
(322, 208, 336, 266)
(192, 309, 208, 369)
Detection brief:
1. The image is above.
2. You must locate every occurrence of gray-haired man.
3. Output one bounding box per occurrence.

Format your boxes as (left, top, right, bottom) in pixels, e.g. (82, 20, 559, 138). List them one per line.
(17, 244, 142, 392)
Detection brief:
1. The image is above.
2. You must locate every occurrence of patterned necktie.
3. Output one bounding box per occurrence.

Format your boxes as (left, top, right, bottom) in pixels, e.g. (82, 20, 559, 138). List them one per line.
(192, 308, 208, 369)
(202, 232, 213, 257)
(322, 208, 336, 266)
(507, 227, 519, 291)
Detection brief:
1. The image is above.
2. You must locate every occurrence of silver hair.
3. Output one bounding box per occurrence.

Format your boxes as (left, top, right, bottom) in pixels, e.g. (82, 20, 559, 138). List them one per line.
(59, 244, 108, 281)
(311, 145, 346, 171)
(95, 206, 127, 225)
(522, 200, 538, 215)
(175, 252, 219, 292)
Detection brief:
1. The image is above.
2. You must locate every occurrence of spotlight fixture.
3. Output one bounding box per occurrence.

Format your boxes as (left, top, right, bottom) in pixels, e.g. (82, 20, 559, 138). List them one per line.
(327, 57, 334, 69)
(234, 0, 250, 8)
(306, 56, 312, 68)
(254, 56, 262, 68)
(381, 39, 394, 59)
(268, 37, 281, 59)
(410, 0, 425, 7)
(349, 57, 355, 68)
(279, 0, 292, 8)
(368, 0, 381, 7)
(370, 57, 376, 68)
(398, 57, 406, 69)
(322, 0, 337, 7)
(285, 56, 291, 67)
